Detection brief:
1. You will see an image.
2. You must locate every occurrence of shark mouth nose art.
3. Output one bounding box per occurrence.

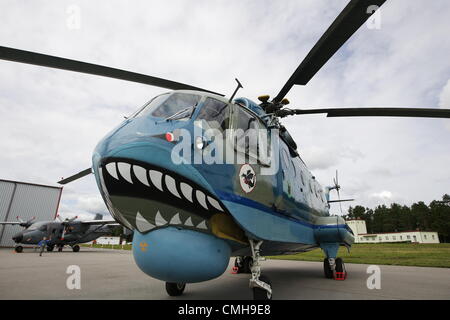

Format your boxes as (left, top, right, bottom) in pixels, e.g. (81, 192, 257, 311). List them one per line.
(100, 158, 225, 233)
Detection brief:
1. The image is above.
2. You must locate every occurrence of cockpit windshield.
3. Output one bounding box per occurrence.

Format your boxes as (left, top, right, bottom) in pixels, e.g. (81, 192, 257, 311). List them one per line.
(134, 92, 202, 120)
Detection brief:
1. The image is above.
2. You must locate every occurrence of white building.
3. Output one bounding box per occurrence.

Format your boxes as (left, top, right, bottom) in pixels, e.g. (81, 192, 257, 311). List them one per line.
(346, 219, 440, 244)
(91, 236, 121, 245)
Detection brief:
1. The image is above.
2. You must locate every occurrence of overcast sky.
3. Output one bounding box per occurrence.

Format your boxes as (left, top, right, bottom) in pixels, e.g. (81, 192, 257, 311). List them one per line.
(0, 0, 449, 220)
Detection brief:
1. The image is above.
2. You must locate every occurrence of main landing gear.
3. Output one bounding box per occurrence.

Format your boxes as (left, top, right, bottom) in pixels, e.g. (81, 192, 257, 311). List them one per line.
(71, 245, 80, 252)
(323, 257, 347, 280)
(248, 240, 272, 300)
(14, 245, 23, 253)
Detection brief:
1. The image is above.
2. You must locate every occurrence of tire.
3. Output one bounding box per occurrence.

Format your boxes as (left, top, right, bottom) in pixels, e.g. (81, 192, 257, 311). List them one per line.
(243, 256, 253, 274)
(72, 245, 80, 252)
(165, 282, 186, 296)
(335, 257, 347, 279)
(323, 258, 333, 279)
(253, 275, 272, 300)
(47, 246, 54, 252)
(15, 246, 23, 253)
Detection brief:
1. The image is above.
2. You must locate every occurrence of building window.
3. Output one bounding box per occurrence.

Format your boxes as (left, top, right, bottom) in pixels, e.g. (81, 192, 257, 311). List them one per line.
(407, 235, 411, 239)
(424, 235, 427, 239)
(385, 236, 389, 240)
(432, 235, 435, 240)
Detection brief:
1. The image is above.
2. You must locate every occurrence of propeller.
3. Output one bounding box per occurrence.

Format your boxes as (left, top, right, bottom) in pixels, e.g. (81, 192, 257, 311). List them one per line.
(276, 107, 450, 119)
(333, 170, 343, 214)
(17, 216, 35, 227)
(58, 168, 92, 185)
(273, 0, 387, 102)
(0, 46, 223, 96)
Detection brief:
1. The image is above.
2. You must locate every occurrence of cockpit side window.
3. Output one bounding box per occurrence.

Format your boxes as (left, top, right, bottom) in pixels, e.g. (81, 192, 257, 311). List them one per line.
(232, 106, 271, 165)
(196, 98, 230, 132)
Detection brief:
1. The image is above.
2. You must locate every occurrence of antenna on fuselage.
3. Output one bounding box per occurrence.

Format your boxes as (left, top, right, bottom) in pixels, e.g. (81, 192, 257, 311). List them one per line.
(228, 78, 243, 103)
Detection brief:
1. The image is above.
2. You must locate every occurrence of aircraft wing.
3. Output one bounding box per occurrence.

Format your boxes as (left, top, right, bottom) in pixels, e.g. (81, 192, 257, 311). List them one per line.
(79, 220, 121, 226)
(0, 221, 22, 225)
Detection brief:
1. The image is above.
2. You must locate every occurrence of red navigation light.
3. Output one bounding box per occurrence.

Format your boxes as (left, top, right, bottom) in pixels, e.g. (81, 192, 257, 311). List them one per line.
(165, 132, 174, 142)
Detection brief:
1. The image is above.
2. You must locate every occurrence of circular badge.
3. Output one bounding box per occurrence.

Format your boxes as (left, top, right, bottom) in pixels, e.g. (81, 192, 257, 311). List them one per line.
(239, 164, 256, 193)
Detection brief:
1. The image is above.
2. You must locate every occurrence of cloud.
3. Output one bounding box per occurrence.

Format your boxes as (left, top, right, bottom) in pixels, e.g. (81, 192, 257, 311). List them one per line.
(0, 0, 449, 219)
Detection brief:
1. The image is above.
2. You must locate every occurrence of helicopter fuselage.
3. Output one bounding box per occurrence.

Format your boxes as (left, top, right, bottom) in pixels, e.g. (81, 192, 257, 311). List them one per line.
(92, 90, 354, 283)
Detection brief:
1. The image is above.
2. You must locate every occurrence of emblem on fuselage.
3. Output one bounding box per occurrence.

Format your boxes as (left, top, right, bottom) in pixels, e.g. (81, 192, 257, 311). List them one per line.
(239, 164, 256, 193)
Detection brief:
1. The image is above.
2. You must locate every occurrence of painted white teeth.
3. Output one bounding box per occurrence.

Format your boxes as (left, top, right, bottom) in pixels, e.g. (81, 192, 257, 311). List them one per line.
(165, 175, 181, 198)
(155, 210, 167, 226)
(149, 170, 163, 191)
(133, 165, 150, 186)
(169, 213, 182, 225)
(180, 182, 193, 202)
(136, 211, 155, 232)
(184, 217, 194, 226)
(196, 220, 208, 230)
(118, 162, 133, 184)
(196, 190, 209, 210)
(106, 163, 119, 180)
(207, 196, 223, 212)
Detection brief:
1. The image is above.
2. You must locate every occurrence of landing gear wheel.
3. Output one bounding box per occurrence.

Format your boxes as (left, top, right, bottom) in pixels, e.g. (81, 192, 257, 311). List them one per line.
(46, 246, 54, 252)
(252, 275, 272, 300)
(243, 256, 253, 274)
(58, 246, 63, 252)
(15, 246, 23, 253)
(323, 258, 333, 279)
(72, 245, 80, 252)
(335, 257, 347, 280)
(165, 282, 186, 296)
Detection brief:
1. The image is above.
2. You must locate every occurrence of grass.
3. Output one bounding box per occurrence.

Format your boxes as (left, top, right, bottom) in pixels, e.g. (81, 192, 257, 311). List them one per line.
(81, 243, 132, 250)
(269, 243, 450, 268)
(82, 243, 450, 268)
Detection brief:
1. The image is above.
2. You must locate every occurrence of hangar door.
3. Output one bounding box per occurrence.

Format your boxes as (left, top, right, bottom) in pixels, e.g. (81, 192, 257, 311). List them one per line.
(0, 179, 62, 247)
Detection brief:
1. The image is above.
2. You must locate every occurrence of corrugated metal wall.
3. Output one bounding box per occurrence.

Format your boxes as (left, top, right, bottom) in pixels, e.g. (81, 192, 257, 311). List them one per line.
(0, 180, 62, 247)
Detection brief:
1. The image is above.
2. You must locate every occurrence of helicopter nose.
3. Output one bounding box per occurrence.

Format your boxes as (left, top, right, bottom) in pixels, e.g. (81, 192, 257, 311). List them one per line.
(12, 233, 23, 243)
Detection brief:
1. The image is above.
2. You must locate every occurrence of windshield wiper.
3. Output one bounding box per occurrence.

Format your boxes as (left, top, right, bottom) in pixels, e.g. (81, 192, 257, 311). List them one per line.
(165, 104, 197, 121)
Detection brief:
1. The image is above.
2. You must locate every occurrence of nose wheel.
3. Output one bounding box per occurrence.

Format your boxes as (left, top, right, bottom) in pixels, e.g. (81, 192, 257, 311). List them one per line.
(14, 246, 23, 253)
(165, 282, 186, 296)
(248, 240, 272, 300)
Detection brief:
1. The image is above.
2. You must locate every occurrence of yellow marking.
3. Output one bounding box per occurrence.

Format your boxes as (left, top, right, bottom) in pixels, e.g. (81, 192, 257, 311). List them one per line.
(209, 214, 248, 244)
(139, 242, 148, 252)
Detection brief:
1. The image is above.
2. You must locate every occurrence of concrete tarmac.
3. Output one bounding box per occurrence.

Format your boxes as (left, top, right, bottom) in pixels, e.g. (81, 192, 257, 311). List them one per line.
(0, 247, 449, 300)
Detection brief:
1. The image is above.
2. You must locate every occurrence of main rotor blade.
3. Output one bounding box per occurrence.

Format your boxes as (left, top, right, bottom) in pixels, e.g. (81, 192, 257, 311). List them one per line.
(0, 46, 223, 96)
(291, 107, 450, 118)
(274, 0, 386, 102)
(58, 168, 92, 185)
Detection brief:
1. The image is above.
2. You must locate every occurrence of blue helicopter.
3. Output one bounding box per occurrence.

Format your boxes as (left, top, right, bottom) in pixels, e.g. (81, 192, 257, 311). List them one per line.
(1, 0, 450, 300)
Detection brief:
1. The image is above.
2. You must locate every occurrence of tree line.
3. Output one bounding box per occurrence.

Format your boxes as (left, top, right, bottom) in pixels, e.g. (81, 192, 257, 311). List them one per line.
(344, 194, 450, 243)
